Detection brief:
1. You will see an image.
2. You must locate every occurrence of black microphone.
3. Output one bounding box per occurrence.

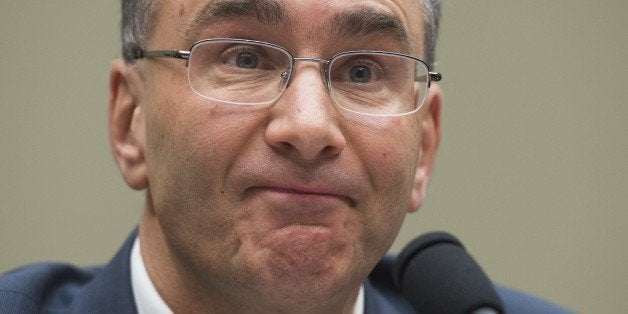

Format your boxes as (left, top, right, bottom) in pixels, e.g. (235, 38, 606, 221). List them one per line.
(393, 231, 504, 314)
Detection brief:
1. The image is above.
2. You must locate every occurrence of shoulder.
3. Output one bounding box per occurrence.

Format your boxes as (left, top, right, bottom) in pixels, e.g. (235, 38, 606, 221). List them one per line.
(366, 255, 572, 314)
(0, 262, 101, 313)
(495, 285, 572, 314)
(0, 230, 138, 313)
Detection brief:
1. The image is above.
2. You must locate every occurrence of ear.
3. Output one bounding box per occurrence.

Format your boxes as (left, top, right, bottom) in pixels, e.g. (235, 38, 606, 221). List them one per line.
(109, 60, 148, 190)
(408, 83, 442, 212)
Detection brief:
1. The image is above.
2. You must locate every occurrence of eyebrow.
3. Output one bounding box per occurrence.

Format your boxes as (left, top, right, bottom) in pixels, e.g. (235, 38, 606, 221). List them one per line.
(327, 7, 411, 51)
(184, 0, 410, 51)
(184, 0, 292, 43)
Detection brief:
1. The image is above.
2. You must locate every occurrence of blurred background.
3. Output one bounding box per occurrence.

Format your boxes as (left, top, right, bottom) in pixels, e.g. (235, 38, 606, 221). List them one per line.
(1, 1, 626, 312)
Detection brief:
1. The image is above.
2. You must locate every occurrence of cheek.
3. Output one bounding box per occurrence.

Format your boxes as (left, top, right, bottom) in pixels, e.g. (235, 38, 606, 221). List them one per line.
(142, 100, 262, 266)
(142, 91, 267, 223)
(352, 116, 420, 186)
(141, 93, 217, 213)
(347, 116, 421, 249)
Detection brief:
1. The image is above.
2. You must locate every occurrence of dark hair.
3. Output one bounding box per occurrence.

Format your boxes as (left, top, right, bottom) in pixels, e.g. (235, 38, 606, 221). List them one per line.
(420, 0, 441, 67)
(120, 0, 441, 67)
(121, 0, 157, 62)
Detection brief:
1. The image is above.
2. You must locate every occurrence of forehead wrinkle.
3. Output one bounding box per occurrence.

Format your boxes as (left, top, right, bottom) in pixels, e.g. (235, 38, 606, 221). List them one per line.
(323, 6, 411, 52)
(183, 0, 294, 44)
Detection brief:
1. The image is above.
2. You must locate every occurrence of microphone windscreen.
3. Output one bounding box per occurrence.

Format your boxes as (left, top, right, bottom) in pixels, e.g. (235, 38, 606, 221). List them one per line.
(393, 231, 504, 314)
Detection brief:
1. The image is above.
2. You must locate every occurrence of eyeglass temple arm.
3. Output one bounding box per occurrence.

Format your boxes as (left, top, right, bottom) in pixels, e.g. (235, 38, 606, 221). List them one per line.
(415, 71, 442, 86)
(429, 72, 442, 82)
(136, 49, 191, 60)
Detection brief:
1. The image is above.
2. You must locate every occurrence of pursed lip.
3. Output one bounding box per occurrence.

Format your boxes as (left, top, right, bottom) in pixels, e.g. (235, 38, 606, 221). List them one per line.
(245, 183, 355, 232)
(247, 184, 356, 208)
(230, 161, 366, 210)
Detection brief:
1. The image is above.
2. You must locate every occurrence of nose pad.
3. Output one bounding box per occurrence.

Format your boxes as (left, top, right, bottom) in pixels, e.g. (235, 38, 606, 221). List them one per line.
(320, 67, 331, 92)
(280, 70, 290, 82)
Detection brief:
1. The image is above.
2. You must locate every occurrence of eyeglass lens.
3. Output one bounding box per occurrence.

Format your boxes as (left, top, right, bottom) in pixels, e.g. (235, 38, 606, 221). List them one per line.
(187, 39, 430, 115)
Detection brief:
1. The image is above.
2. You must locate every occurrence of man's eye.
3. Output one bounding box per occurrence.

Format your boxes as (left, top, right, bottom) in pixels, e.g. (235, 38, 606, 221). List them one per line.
(331, 57, 383, 85)
(235, 51, 259, 69)
(349, 65, 372, 83)
(220, 45, 266, 69)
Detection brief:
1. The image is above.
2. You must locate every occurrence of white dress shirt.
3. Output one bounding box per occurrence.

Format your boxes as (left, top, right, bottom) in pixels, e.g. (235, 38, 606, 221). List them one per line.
(131, 238, 173, 314)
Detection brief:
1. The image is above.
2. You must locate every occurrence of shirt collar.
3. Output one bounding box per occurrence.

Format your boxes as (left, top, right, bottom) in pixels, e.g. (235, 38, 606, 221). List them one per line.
(130, 237, 173, 314)
(130, 237, 364, 314)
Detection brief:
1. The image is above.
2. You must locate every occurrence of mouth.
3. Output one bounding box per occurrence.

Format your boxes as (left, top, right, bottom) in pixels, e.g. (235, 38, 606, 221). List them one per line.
(249, 185, 356, 208)
(241, 184, 356, 232)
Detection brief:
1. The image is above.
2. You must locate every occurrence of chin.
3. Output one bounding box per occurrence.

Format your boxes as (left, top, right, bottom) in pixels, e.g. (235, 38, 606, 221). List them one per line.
(248, 244, 365, 302)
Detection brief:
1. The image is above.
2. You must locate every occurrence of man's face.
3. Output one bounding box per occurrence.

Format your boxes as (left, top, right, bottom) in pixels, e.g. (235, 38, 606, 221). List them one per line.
(114, 0, 440, 309)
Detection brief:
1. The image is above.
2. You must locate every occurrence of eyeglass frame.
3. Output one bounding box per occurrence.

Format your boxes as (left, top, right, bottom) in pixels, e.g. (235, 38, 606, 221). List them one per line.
(134, 38, 443, 116)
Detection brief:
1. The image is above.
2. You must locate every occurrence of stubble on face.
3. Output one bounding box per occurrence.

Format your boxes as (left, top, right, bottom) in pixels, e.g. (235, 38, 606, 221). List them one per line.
(135, 0, 428, 311)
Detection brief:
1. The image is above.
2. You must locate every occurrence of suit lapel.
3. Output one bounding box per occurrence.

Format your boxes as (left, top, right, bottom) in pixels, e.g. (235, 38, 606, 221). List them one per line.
(69, 230, 138, 314)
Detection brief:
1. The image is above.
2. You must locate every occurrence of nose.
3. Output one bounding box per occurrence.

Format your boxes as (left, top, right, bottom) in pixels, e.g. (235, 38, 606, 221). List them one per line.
(265, 64, 346, 162)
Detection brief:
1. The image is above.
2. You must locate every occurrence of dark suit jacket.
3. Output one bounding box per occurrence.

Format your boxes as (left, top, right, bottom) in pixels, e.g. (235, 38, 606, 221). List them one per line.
(1, 231, 570, 313)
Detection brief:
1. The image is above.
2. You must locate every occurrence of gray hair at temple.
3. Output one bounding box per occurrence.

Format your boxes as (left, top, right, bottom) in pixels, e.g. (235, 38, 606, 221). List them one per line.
(120, 0, 441, 67)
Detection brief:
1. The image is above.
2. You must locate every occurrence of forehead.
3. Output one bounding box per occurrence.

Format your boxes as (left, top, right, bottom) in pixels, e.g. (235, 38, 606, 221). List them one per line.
(151, 0, 425, 53)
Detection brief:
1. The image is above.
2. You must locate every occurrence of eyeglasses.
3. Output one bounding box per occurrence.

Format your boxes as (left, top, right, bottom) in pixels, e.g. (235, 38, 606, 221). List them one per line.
(136, 38, 442, 116)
